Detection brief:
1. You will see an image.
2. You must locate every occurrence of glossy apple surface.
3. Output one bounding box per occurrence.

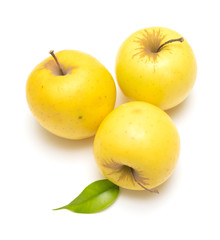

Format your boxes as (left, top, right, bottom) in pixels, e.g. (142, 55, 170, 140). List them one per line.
(26, 50, 116, 139)
(116, 27, 197, 110)
(93, 101, 180, 191)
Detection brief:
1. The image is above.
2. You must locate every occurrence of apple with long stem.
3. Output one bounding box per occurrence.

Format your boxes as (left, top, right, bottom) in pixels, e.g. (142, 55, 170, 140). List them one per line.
(115, 27, 197, 110)
(26, 50, 116, 139)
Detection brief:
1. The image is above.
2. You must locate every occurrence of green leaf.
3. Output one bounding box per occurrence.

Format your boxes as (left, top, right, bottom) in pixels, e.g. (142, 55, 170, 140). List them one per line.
(53, 179, 119, 214)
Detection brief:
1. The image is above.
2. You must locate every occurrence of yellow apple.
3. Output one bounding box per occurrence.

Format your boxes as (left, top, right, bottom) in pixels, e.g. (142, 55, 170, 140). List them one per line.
(26, 50, 116, 139)
(93, 101, 180, 192)
(115, 27, 197, 110)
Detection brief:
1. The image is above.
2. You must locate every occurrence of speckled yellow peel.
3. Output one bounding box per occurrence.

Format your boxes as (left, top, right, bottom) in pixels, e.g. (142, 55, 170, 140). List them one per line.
(93, 101, 180, 191)
(26, 50, 116, 139)
(116, 27, 197, 110)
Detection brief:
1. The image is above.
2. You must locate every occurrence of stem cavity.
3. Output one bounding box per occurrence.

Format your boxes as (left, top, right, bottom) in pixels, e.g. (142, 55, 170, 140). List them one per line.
(49, 50, 65, 75)
(157, 37, 184, 52)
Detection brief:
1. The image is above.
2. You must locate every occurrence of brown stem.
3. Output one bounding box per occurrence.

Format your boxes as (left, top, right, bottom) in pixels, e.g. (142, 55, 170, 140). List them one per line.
(49, 50, 64, 75)
(131, 168, 159, 194)
(157, 37, 184, 52)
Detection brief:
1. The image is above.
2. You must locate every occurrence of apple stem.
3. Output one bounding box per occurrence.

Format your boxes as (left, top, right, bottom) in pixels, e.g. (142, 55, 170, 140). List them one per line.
(49, 50, 65, 75)
(157, 37, 184, 52)
(131, 168, 159, 194)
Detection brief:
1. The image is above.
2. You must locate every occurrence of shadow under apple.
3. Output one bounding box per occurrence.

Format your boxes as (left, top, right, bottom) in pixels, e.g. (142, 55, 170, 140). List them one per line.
(115, 86, 195, 123)
(31, 118, 94, 151)
(115, 87, 133, 108)
(165, 93, 194, 120)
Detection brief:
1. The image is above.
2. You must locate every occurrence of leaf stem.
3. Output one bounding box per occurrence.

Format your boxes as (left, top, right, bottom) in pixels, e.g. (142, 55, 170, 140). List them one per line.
(49, 50, 65, 75)
(131, 168, 159, 194)
(157, 37, 184, 52)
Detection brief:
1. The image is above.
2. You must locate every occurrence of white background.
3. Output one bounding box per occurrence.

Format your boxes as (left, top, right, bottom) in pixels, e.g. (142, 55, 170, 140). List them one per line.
(0, 0, 219, 239)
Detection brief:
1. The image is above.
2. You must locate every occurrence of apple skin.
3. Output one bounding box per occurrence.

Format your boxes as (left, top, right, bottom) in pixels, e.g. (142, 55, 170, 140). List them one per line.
(26, 50, 116, 140)
(115, 27, 197, 110)
(93, 101, 180, 191)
